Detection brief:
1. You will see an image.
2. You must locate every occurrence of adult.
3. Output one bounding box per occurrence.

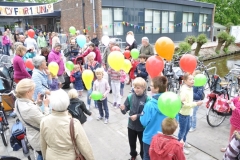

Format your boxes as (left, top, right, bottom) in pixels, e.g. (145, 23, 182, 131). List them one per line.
(2, 31, 11, 56)
(18, 35, 25, 45)
(32, 55, 51, 101)
(68, 37, 79, 60)
(24, 35, 38, 52)
(13, 30, 19, 42)
(140, 37, 154, 56)
(37, 32, 47, 49)
(13, 45, 31, 83)
(223, 131, 240, 160)
(82, 43, 101, 64)
(51, 32, 60, 49)
(125, 31, 137, 51)
(48, 32, 52, 47)
(83, 35, 91, 52)
(48, 43, 65, 84)
(102, 39, 117, 70)
(91, 33, 99, 47)
(40, 89, 94, 160)
(40, 47, 50, 64)
(15, 79, 50, 160)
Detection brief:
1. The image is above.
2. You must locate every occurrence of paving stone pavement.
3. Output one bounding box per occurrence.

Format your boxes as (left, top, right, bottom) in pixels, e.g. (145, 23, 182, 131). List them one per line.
(0, 84, 229, 160)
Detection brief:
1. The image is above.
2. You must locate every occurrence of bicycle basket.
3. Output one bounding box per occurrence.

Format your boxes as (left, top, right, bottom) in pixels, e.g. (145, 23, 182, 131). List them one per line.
(210, 75, 222, 92)
(213, 94, 231, 113)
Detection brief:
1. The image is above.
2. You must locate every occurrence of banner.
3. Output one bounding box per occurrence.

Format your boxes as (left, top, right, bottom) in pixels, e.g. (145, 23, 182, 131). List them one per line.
(0, 3, 54, 16)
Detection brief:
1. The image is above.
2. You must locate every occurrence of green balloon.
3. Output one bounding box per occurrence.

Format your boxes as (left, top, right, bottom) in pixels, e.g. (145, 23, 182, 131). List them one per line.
(158, 92, 181, 118)
(91, 91, 103, 100)
(69, 26, 76, 34)
(194, 74, 207, 87)
(66, 61, 74, 71)
(130, 49, 140, 60)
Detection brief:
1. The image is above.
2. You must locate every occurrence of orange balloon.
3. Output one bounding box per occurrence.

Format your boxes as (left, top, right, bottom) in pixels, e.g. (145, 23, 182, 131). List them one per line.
(155, 37, 175, 61)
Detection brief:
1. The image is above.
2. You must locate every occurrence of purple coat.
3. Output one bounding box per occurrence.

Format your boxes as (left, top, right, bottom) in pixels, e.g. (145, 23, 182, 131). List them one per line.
(2, 35, 10, 45)
(48, 49, 65, 76)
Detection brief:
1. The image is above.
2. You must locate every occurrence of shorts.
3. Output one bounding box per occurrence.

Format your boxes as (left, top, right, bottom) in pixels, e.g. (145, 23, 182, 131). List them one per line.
(58, 75, 65, 83)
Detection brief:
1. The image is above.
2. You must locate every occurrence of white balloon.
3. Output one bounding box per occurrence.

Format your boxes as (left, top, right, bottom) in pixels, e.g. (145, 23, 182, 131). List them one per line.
(101, 35, 110, 46)
(126, 34, 135, 45)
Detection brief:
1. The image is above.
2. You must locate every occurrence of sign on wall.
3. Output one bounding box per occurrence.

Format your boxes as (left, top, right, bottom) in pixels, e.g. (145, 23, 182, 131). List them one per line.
(0, 3, 54, 16)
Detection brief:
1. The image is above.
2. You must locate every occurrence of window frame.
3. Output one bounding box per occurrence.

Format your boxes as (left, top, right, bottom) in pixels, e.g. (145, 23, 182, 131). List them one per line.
(161, 11, 175, 34)
(182, 12, 193, 33)
(199, 14, 208, 32)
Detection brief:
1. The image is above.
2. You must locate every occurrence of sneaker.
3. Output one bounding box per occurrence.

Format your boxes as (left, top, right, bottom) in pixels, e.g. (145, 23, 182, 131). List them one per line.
(104, 119, 108, 124)
(220, 147, 227, 152)
(97, 117, 103, 121)
(189, 128, 196, 132)
(113, 102, 117, 107)
(184, 148, 190, 155)
(184, 142, 191, 148)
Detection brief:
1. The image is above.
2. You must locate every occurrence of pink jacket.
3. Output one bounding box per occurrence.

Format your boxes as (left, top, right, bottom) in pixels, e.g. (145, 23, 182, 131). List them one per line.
(82, 47, 102, 64)
(230, 96, 240, 130)
(120, 70, 126, 83)
(2, 35, 10, 45)
(48, 49, 65, 76)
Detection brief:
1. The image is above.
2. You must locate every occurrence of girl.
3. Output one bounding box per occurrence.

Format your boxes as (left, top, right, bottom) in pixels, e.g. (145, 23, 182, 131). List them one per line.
(127, 58, 139, 86)
(120, 70, 127, 97)
(23, 46, 36, 75)
(178, 73, 203, 155)
(108, 67, 121, 108)
(72, 64, 84, 97)
(92, 68, 110, 124)
(49, 72, 59, 91)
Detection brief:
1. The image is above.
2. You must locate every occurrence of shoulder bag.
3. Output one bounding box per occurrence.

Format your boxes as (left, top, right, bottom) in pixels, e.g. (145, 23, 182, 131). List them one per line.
(70, 118, 85, 160)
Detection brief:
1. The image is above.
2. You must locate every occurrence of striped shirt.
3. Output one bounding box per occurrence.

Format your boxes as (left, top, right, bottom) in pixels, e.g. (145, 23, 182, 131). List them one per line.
(223, 131, 240, 160)
(107, 68, 121, 81)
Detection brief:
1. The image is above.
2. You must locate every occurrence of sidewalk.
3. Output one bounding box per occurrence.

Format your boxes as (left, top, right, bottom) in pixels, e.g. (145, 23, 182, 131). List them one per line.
(0, 84, 225, 160)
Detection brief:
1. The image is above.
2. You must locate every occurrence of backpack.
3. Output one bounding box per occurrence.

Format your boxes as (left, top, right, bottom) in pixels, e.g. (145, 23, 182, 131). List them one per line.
(68, 104, 83, 123)
(213, 94, 231, 113)
(10, 119, 25, 151)
(70, 71, 75, 83)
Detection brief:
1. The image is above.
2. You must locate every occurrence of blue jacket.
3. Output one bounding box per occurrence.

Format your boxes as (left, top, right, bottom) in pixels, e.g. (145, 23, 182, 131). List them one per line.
(193, 86, 204, 100)
(140, 93, 167, 145)
(134, 63, 148, 80)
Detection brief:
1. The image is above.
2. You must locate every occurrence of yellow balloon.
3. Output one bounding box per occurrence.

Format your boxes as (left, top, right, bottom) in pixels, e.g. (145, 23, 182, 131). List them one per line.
(122, 59, 132, 73)
(107, 51, 124, 71)
(48, 62, 59, 76)
(82, 70, 94, 90)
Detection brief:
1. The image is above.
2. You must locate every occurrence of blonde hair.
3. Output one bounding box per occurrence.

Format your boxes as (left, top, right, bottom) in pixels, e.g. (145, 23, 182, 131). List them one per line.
(74, 64, 80, 70)
(161, 117, 178, 135)
(182, 72, 192, 81)
(127, 31, 134, 36)
(68, 89, 78, 99)
(193, 70, 201, 76)
(133, 77, 147, 89)
(87, 52, 96, 59)
(15, 45, 26, 56)
(15, 79, 35, 98)
(95, 68, 104, 75)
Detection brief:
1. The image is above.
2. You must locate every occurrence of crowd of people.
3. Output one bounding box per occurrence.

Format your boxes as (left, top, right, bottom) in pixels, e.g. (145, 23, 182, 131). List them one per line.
(0, 28, 240, 160)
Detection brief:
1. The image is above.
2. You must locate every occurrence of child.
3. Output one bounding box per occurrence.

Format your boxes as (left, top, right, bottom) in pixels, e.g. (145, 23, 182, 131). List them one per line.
(120, 77, 150, 160)
(108, 67, 121, 108)
(190, 70, 204, 132)
(127, 58, 139, 85)
(120, 70, 127, 97)
(23, 46, 36, 75)
(92, 68, 110, 124)
(178, 73, 203, 155)
(72, 64, 84, 97)
(68, 89, 91, 125)
(49, 73, 59, 91)
(134, 54, 148, 82)
(149, 118, 185, 160)
(140, 76, 168, 160)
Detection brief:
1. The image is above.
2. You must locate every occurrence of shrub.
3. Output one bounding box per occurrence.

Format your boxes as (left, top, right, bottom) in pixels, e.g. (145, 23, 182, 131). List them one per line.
(178, 42, 191, 55)
(184, 36, 196, 46)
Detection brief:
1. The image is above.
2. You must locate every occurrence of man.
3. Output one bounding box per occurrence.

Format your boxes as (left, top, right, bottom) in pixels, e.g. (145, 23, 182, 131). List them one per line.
(102, 39, 116, 70)
(91, 33, 99, 47)
(18, 35, 25, 45)
(24, 35, 38, 51)
(139, 37, 154, 56)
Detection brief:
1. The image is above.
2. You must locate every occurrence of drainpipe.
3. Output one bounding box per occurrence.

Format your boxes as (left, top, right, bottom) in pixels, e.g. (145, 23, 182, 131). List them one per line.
(92, 0, 96, 33)
(82, 0, 86, 35)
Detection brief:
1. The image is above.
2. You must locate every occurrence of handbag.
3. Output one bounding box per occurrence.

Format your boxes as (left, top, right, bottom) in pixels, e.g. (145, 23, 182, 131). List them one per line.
(70, 118, 85, 160)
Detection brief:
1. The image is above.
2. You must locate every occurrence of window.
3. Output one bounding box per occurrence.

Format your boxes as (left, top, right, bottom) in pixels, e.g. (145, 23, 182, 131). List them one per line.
(182, 13, 193, 32)
(102, 8, 123, 36)
(162, 11, 175, 33)
(144, 9, 153, 34)
(199, 14, 208, 32)
(153, 11, 160, 34)
(144, 10, 160, 34)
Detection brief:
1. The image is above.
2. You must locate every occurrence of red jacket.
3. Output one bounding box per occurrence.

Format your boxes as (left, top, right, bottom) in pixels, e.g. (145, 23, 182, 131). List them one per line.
(129, 59, 139, 79)
(149, 133, 185, 160)
(82, 47, 102, 64)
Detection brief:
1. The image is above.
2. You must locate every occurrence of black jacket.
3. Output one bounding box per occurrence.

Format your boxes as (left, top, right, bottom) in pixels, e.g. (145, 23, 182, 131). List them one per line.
(68, 98, 91, 124)
(91, 37, 99, 47)
(126, 40, 137, 51)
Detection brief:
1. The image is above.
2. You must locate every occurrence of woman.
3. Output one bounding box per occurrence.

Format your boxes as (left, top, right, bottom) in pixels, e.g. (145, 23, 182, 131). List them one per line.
(13, 45, 31, 83)
(40, 47, 50, 64)
(37, 32, 47, 49)
(32, 55, 51, 101)
(51, 32, 60, 49)
(40, 89, 94, 160)
(2, 31, 11, 56)
(15, 79, 50, 160)
(48, 43, 65, 84)
(82, 43, 102, 64)
(125, 31, 137, 51)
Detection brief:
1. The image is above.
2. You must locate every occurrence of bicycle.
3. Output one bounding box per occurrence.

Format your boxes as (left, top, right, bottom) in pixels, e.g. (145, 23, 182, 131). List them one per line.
(224, 65, 240, 97)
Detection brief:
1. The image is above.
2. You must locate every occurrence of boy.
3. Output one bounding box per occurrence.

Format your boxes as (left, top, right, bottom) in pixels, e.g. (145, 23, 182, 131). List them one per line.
(140, 76, 168, 160)
(120, 77, 151, 160)
(134, 54, 148, 82)
(149, 118, 185, 160)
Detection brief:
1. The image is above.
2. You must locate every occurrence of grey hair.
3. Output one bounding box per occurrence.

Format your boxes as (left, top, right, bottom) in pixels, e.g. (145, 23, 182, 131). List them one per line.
(54, 43, 62, 49)
(109, 38, 116, 44)
(32, 55, 46, 69)
(50, 89, 70, 112)
(142, 37, 149, 43)
(87, 52, 96, 59)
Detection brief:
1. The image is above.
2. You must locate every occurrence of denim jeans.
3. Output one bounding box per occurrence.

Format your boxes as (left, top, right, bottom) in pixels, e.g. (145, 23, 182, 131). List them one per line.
(97, 98, 109, 119)
(3, 44, 10, 56)
(178, 114, 191, 142)
(143, 142, 150, 160)
(190, 106, 199, 129)
(37, 154, 43, 160)
(120, 82, 124, 96)
(87, 88, 97, 107)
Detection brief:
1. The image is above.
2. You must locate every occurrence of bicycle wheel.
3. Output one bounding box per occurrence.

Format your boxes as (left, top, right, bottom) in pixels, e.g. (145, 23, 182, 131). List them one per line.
(206, 99, 226, 127)
(0, 123, 8, 146)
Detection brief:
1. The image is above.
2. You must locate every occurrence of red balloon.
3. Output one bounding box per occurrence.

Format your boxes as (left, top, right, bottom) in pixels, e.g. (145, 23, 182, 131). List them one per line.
(179, 54, 197, 73)
(25, 59, 34, 70)
(146, 56, 164, 78)
(124, 50, 131, 59)
(111, 46, 121, 51)
(27, 29, 35, 38)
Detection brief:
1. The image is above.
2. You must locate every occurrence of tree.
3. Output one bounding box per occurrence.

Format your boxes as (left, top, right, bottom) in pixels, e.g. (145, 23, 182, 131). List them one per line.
(197, 0, 240, 25)
(195, 34, 207, 56)
(178, 42, 191, 55)
(226, 22, 234, 34)
(184, 36, 196, 46)
(215, 31, 228, 52)
(223, 35, 235, 53)
(5, 0, 58, 3)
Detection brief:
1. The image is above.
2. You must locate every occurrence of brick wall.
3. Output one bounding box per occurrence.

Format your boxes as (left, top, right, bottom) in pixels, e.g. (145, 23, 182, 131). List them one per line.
(54, 0, 102, 39)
